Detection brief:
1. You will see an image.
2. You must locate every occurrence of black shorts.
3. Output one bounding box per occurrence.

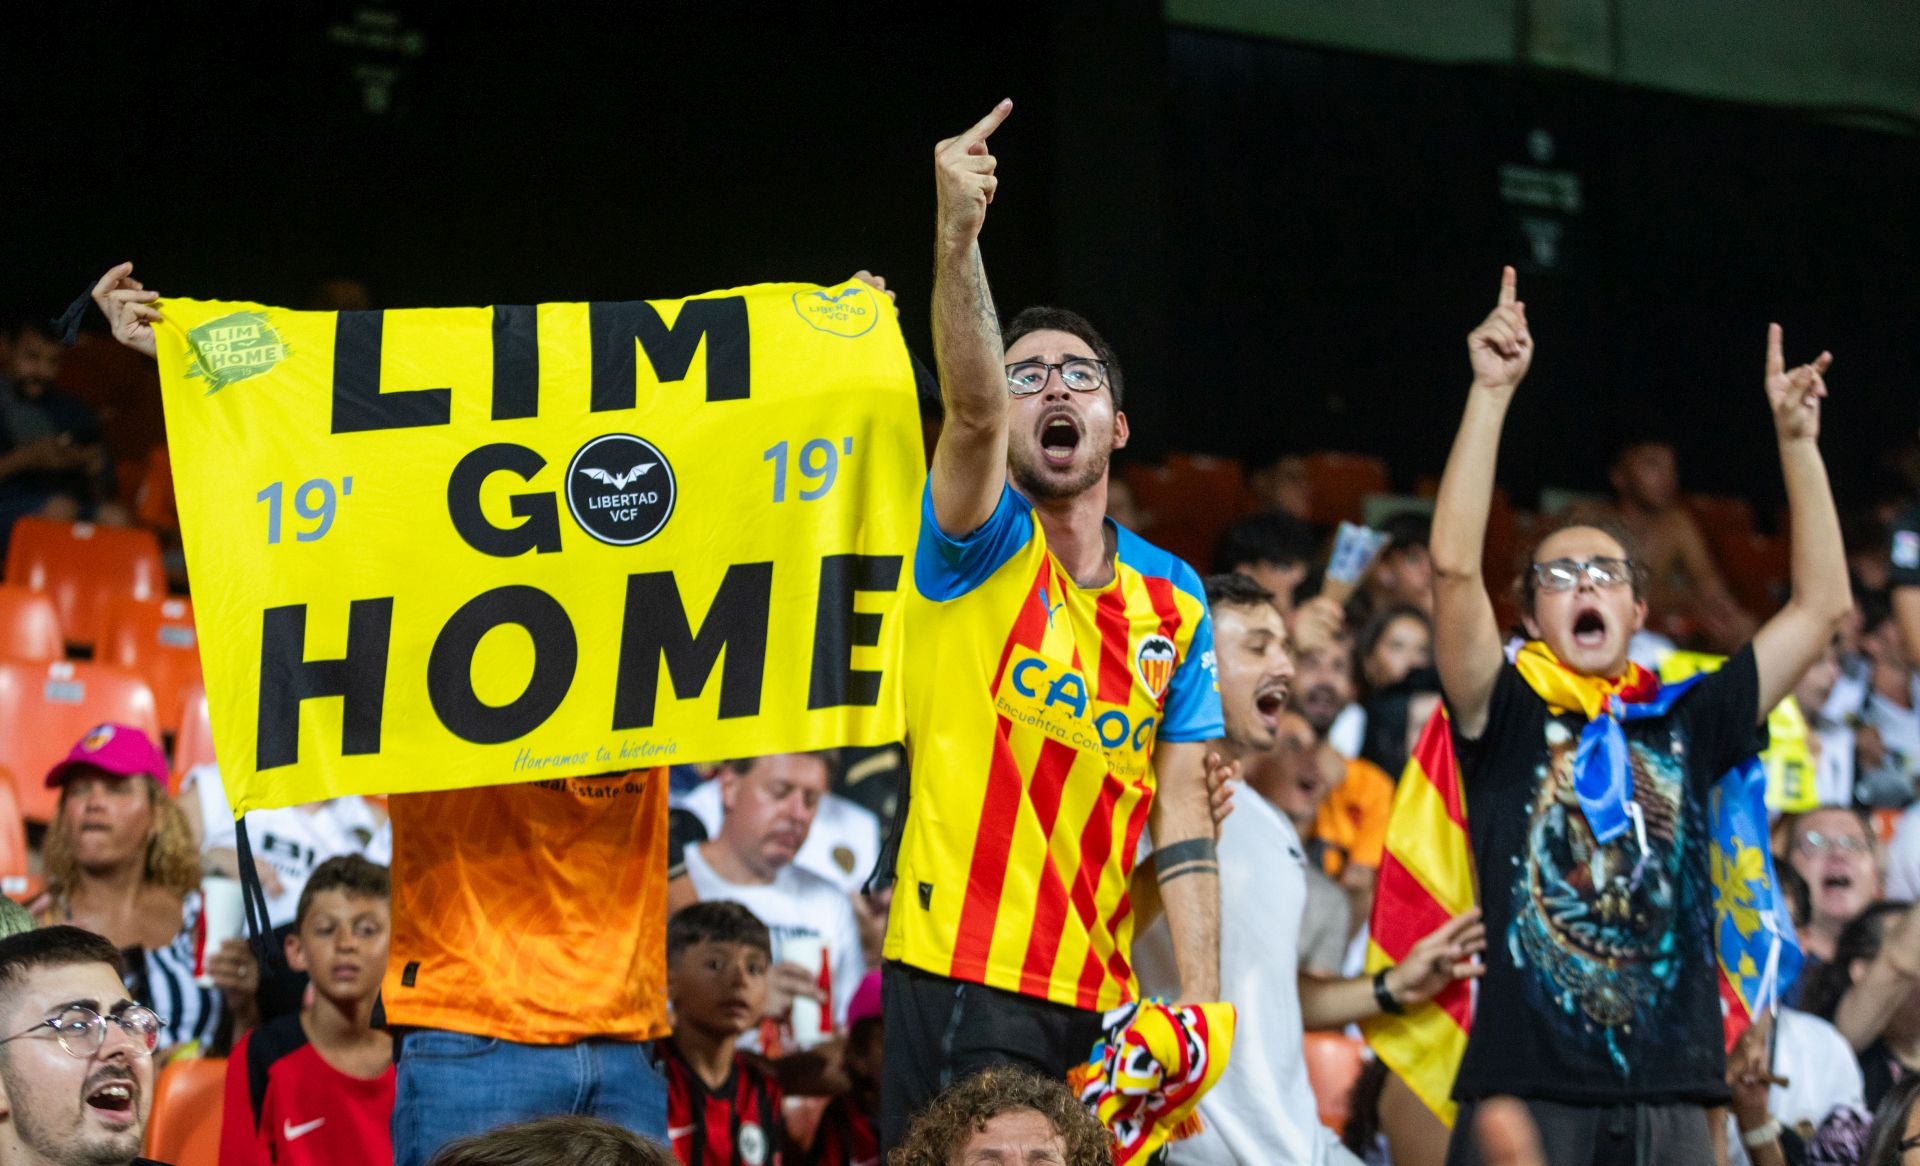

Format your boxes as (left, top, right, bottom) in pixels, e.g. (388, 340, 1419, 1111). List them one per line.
(879, 960, 1105, 1153)
(1445, 1098, 1713, 1166)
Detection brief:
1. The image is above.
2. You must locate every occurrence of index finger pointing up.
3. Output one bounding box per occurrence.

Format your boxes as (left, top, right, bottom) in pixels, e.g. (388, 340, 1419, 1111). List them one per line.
(963, 99, 1014, 146)
(1766, 322, 1785, 377)
(1498, 265, 1517, 307)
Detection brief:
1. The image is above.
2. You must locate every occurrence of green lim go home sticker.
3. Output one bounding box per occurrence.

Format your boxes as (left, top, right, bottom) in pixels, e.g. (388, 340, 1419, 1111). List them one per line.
(185, 311, 289, 393)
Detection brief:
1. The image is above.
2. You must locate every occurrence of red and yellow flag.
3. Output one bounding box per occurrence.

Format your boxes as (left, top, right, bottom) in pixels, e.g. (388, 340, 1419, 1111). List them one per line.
(1360, 706, 1476, 1126)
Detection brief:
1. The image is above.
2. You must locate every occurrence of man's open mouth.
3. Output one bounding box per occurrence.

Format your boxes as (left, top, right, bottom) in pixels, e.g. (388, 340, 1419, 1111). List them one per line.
(1254, 684, 1287, 729)
(1572, 606, 1607, 649)
(1039, 413, 1081, 467)
(85, 1077, 136, 1119)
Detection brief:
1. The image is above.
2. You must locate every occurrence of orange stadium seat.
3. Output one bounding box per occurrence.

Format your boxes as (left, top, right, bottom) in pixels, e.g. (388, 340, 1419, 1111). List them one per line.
(3, 518, 166, 650)
(1302, 453, 1389, 527)
(143, 1056, 226, 1166)
(1685, 494, 1757, 540)
(0, 585, 66, 663)
(1125, 454, 1246, 569)
(0, 767, 34, 902)
(134, 446, 179, 534)
(99, 597, 203, 736)
(1303, 1031, 1366, 1134)
(1713, 533, 1791, 620)
(171, 683, 218, 790)
(0, 660, 160, 823)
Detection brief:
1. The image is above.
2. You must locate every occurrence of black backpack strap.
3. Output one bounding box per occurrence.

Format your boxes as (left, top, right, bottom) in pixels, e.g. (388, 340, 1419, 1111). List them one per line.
(246, 1012, 310, 1133)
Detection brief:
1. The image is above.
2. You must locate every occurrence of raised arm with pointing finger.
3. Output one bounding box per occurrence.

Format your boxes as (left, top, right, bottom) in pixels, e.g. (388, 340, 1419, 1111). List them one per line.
(928, 98, 1013, 538)
(883, 101, 1225, 1151)
(1430, 266, 1533, 741)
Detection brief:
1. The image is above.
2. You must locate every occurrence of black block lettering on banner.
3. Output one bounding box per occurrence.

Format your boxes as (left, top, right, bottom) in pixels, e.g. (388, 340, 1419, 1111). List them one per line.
(427, 585, 578, 744)
(447, 444, 561, 556)
(491, 304, 540, 420)
(257, 599, 395, 769)
(331, 311, 454, 433)
(589, 297, 750, 410)
(613, 564, 772, 729)
(808, 554, 902, 709)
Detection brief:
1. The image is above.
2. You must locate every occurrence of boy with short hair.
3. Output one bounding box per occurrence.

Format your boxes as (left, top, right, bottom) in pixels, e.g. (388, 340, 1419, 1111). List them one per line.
(656, 902, 786, 1166)
(220, 855, 395, 1166)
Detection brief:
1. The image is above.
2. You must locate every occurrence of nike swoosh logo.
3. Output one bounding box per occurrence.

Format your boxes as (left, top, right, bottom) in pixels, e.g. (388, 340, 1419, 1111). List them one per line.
(668, 1124, 696, 1140)
(284, 1117, 327, 1141)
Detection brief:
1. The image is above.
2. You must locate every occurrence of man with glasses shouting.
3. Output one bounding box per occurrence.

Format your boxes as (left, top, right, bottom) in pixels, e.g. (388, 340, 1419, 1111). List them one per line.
(880, 99, 1226, 1150)
(1429, 267, 1851, 1164)
(0, 926, 169, 1166)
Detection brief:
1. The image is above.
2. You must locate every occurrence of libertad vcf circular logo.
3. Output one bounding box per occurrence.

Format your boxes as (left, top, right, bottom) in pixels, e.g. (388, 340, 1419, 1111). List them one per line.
(566, 434, 676, 545)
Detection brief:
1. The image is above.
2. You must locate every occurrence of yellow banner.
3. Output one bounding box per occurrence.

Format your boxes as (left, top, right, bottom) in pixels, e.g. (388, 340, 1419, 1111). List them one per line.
(1660, 650, 1817, 813)
(155, 281, 922, 813)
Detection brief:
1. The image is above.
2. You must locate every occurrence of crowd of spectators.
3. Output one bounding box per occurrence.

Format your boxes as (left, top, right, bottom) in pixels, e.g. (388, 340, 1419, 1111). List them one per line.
(8, 110, 1920, 1166)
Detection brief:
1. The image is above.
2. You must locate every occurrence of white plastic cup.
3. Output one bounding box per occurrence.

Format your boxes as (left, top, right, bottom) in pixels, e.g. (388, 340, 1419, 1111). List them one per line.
(783, 934, 828, 1048)
(195, 876, 246, 988)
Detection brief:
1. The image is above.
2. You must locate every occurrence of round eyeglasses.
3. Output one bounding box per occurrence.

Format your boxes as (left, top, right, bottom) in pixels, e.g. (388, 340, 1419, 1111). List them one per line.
(1797, 830, 1872, 857)
(1005, 359, 1108, 396)
(1530, 556, 1634, 593)
(0, 1004, 164, 1058)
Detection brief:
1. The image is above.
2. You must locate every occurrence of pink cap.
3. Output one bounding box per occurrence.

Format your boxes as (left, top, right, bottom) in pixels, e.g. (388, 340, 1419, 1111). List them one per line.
(45, 723, 169, 789)
(846, 969, 882, 1027)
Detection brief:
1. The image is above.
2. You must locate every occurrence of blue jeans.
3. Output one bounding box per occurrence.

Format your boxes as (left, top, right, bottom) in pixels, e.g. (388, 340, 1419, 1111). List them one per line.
(392, 1029, 669, 1166)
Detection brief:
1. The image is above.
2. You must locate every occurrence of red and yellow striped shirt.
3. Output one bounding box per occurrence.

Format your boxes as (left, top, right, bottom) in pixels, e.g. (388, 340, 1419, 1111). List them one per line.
(885, 483, 1222, 1012)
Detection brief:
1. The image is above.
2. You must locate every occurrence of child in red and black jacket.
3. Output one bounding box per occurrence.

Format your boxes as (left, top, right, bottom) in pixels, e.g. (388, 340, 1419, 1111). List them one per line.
(655, 902, 787, 1166)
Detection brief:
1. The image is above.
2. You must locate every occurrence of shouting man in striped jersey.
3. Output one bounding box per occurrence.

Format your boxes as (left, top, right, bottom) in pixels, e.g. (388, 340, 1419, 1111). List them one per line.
(881, 98, 1222, 1149)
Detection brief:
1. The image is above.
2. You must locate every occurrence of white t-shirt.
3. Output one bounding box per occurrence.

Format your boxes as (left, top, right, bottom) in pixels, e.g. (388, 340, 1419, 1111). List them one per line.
(1134, 783, 1352, 1165)
(185, 764, 383, 929)
(1726, 1008, 1865, 1165)
(681, 842, 866, 1031)
(1884, 802, 1920, 902)
(675, 780, 882, 895)
(1328, 704, 1364, 761)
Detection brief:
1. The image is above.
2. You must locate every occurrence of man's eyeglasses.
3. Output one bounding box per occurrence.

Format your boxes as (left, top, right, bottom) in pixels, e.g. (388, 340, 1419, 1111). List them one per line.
(1530, 556, 1635, 593)
(1005, 359, 1108, 396)
(1797, 830, 1872, 857)
(0, 1004, 163, 1058)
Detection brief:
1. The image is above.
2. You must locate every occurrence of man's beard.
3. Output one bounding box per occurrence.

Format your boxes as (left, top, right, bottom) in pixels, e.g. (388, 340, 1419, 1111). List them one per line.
(4, 1078, 142, 1166)
(1009, 438, 1110, 502)
(1294, 683, 1344, 735)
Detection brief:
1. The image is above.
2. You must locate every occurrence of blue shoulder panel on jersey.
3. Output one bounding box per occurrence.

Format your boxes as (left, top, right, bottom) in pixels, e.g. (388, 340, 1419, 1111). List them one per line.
(913, 479, 1035, 602)
(1114, 525, 1224, 743)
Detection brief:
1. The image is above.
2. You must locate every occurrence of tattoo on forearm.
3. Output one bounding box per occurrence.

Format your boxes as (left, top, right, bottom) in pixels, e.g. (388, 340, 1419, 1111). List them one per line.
(1151, 838, 1218, 868)
(969, 246, 1001, 339)
(1157, 860, 1219, 887)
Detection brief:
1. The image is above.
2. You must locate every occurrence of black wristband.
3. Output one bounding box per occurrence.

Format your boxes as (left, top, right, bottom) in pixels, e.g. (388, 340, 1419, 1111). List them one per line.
(1152, 838, 1218, 868)
(1373, 967, 1404, 1015)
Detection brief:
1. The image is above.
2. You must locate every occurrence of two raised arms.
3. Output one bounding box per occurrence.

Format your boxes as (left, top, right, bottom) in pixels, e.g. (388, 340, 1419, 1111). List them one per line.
(1429, 268, 1850, 740)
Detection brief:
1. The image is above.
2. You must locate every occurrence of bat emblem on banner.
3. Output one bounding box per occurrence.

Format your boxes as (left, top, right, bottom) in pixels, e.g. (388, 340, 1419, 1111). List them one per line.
(577, 464, 655, 490)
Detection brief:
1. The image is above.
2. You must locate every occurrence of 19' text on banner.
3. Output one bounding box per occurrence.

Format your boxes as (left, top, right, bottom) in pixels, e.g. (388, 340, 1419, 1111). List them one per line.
(157, 283, 921, 813)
